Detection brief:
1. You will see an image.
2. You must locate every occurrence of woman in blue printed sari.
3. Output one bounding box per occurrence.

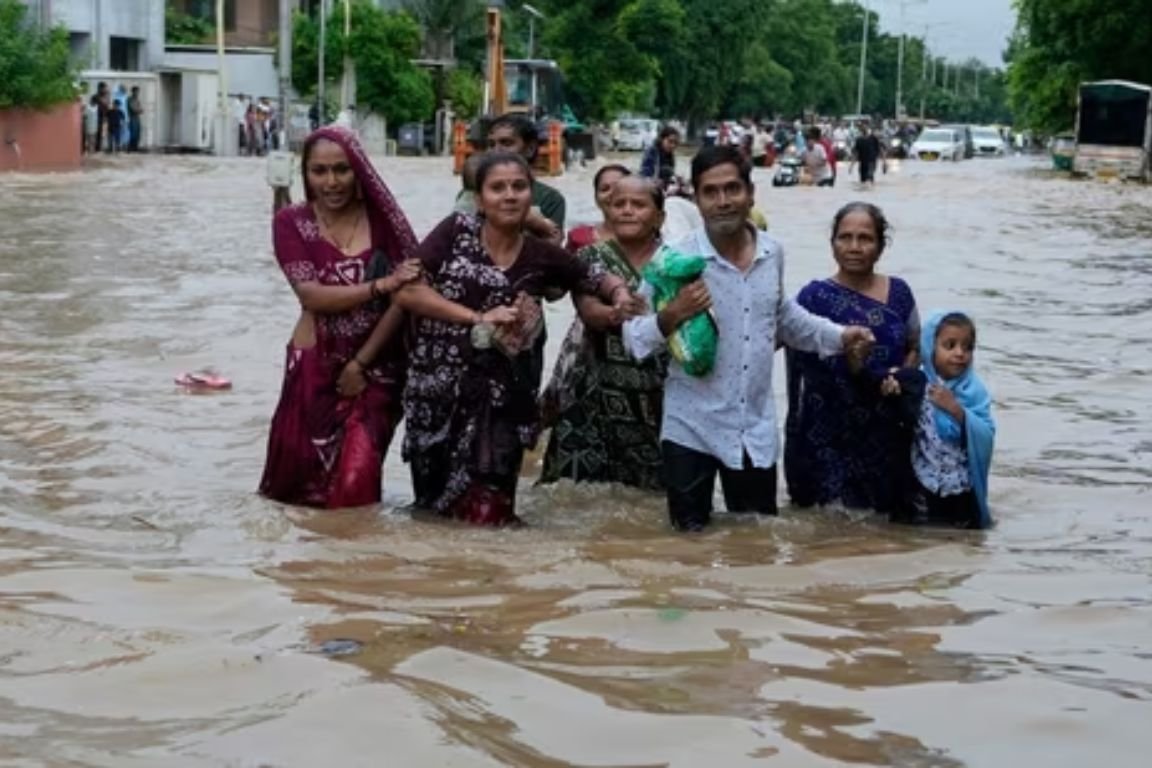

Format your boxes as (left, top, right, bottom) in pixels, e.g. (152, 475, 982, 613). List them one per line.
(784, 202, 924, 515)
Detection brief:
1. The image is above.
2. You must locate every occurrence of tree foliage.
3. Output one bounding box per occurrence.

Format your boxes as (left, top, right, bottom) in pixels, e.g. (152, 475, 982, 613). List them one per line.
(0, 0, 76, 109)
(1007, 0, 1152, 132)
(292, 1, 434, 125)
(520, 0, 1008, 124)
(165, 3, 214, 45)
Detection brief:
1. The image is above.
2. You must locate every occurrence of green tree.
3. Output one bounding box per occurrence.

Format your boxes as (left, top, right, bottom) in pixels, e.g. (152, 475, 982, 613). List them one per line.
(165, 2, 214, 45)
(1008, 0, 1152, 132)
(0, 0, 75, 109)
(292, 2, 435, 125)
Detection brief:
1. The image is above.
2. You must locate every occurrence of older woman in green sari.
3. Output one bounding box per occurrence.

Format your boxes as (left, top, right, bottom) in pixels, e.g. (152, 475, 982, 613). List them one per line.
(540, 176, 667, 490)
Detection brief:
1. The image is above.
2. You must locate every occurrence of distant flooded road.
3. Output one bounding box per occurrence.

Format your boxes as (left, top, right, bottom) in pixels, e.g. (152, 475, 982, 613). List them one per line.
(1, 153, 1150, 766)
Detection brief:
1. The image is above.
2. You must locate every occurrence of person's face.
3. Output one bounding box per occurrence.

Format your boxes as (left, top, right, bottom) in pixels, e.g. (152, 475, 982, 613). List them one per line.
(660, 133, 680, 153)
(478, 162, 532, 229)
(933, 324, 975, 380)
(609, 179, 664, 243)
(695, 163, 753, 238)
(831, 210, 882, 275)
(594, 169, 627, 215)
(305, 139, 358, 212)
(487, 125, 530, 158)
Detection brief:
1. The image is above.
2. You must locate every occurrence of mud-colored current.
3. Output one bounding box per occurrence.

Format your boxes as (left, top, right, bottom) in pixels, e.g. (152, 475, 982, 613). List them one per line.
(1, 153, 1149, 767)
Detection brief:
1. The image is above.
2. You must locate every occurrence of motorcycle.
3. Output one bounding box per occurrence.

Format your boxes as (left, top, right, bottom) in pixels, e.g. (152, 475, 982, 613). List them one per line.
(887, 135, 909, 159)
(833, 139, 851, 161)
(771, 155, 803, 187)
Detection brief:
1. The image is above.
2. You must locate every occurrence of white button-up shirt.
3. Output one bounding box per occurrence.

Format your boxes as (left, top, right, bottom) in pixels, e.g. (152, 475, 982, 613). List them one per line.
(624, 227, 844, 469)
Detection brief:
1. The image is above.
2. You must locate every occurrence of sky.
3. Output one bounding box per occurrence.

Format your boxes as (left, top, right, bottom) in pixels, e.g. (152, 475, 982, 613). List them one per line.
(869, 0, 1017, 67)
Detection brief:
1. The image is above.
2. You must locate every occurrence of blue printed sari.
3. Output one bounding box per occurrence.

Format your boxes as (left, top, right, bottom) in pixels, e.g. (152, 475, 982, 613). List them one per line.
(784, 277, 923, 514)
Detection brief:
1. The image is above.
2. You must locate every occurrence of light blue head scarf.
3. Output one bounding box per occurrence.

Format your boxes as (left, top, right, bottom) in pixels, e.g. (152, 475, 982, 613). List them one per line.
(920, 310, 997, 527)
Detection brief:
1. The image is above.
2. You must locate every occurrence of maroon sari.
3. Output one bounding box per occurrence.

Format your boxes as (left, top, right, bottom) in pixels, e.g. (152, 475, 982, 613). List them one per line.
(259, 126, 418, 508)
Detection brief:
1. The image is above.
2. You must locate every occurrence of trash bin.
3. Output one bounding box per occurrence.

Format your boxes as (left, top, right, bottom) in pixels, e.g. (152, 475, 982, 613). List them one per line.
(398, 123, 425, 156)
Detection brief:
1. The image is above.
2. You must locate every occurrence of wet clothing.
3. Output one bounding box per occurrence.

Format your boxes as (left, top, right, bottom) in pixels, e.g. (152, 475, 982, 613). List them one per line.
(403, 213, 604, 526)
(540, 241, 667, 491)
(784, 277, 923, 515)
(260, 126, 419, 508)
(663, 443, 777, 531)
(903, 310, 996, 528)
(624, 226, 844, 529)
(855, 134, 883, 183)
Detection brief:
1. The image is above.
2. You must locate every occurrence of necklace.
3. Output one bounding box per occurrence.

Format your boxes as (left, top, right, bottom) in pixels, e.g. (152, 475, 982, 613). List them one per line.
(317, 204, 364, 254)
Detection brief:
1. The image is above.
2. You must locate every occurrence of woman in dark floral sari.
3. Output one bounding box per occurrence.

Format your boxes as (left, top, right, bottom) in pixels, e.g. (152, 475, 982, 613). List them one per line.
(784, 202, 924, 515)
(260, 126, 421, 508)
(395, 153, 634, 526)
(540, 176, 668, 490)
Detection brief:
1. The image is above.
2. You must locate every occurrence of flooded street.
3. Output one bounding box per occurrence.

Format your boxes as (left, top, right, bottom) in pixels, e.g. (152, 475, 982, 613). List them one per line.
(1, 151, 1150, 766)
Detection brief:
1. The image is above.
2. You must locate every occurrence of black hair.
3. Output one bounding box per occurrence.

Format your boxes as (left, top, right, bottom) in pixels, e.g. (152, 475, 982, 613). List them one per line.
(657, 125, 680, 142)
(461, 152, 485, 191)
(806, 126, 822, 140)
(690, 144, 752, 191)
(486, 113, 539, 160)
(831, 201, 891, 256)
(593, 163, 631, 192)
(936, 312, 977, 344)
(474, 151, 533, 190)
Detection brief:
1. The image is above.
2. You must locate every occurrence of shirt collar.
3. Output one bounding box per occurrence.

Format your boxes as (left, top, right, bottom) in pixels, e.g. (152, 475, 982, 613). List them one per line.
(695, 224, 771, 268)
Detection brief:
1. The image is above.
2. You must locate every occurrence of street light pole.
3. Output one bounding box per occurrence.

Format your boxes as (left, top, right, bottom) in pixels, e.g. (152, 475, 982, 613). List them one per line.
(318, 0, 327, 121)
(523, 4, 545, 60)
(855, 1, 869, 115)
(214, 0, 231, 156)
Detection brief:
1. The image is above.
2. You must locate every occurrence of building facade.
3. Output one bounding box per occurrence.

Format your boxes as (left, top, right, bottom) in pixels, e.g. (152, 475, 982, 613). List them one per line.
(25, 0, 166, 71)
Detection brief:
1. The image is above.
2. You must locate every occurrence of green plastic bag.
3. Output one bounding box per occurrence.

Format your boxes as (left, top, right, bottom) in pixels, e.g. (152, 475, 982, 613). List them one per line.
(642, 245, 718, 376)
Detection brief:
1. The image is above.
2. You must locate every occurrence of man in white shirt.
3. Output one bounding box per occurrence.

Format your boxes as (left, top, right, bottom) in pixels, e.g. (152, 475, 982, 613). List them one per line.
(624, 145, 875, 531)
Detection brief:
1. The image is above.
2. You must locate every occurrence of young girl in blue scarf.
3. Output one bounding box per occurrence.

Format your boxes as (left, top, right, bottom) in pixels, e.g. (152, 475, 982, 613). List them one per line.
(905, 311, 996, 528)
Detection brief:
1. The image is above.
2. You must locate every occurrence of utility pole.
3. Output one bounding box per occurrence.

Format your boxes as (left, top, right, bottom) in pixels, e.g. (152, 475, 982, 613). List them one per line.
(214, 0, 231, 156)
(340, 0, 356, 111)
(278, 0, 292, 144)
(318, 0, 327, 122)
(919, 31, 929, 121)
(855, 1, 869, 115)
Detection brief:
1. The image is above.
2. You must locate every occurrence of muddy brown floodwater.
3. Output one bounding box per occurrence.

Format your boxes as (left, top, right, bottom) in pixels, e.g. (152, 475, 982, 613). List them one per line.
(1, 152, 1150, 767)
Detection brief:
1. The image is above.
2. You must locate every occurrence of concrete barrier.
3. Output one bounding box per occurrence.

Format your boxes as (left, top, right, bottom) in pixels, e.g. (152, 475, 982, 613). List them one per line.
(0, 102, 83, 173)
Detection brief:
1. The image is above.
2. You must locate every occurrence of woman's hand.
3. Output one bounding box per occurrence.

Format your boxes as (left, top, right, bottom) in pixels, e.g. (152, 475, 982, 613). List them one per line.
(481, 305, 519, 326)
(377, 260, 423, 294)
(880, 367, 902, 396)
(336, 360, 368, 398)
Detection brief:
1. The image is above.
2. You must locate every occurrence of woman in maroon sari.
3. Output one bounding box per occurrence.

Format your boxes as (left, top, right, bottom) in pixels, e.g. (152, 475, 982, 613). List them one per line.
(396, 153, 636, 526)
(260, 126, 421, 508)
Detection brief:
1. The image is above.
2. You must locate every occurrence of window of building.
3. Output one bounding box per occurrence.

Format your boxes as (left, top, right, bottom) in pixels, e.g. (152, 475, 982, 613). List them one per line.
(181, 0, 237, 31)
(69, 33, 92, 66)
(109, 36, 141, 71)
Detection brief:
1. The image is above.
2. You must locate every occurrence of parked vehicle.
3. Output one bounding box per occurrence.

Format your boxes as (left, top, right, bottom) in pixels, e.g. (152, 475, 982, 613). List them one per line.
(617, 118, 659, 151)
(1073, 79, 1151, 182)
(910, 128, 965, 161)
(942, 124, 975, 159)
(971, 125, 1008, 156)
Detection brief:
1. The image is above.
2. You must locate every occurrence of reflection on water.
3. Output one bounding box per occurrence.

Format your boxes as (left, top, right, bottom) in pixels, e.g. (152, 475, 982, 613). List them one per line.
(1, 155, 1150, 766)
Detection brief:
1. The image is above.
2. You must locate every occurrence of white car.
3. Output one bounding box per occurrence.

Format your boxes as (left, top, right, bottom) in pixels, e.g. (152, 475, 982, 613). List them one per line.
(971, 125, 1008, 156)
(616, 118, 659, 151)
(911, 128, 965, 161)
